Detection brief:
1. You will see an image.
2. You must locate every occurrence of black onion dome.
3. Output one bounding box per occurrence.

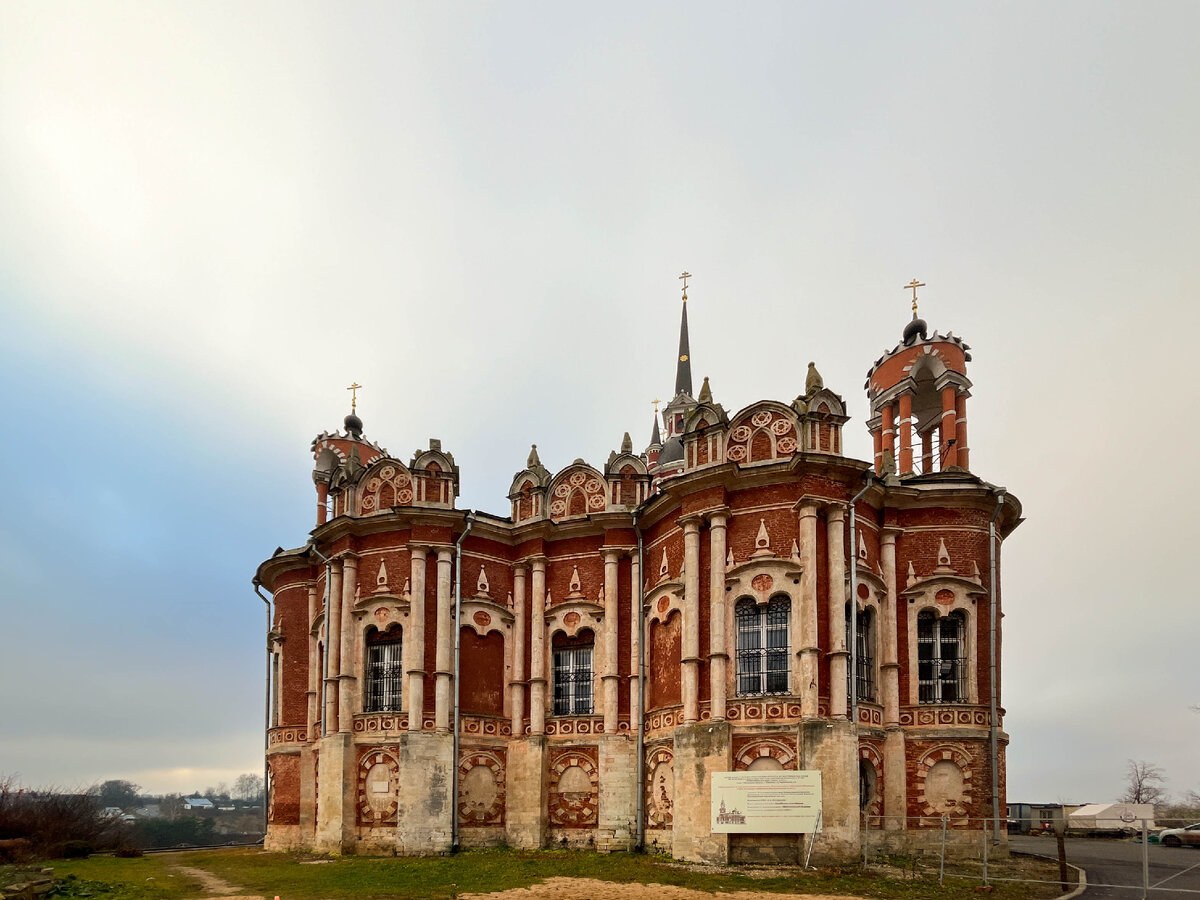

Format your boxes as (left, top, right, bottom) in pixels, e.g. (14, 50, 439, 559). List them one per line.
(344, 412, 364, 437)
(902, 314, 928, 345)
(658, 435, 684, 464)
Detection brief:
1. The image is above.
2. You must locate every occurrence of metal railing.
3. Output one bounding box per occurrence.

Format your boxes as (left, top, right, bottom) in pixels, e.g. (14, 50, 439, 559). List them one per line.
(856, 814, 1200, 897)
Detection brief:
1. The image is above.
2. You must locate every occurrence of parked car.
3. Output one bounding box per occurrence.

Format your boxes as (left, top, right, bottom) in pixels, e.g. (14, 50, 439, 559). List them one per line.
(1158, 823, 1200, 847)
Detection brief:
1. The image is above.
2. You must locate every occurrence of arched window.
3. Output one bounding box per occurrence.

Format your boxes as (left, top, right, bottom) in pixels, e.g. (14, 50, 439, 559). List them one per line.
(365, 625, 403, 712)
(552, 629, 594, 716)
(735, 596, 790, 696)
(846, 605, 876, 703)
(917, 610, 966, 703)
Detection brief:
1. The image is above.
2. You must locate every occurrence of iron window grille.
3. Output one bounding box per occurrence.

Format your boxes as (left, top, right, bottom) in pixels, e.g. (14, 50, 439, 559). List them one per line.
(553, 645, 594, 716)
(846, 608, 877, 703)
(735, 596, 790, 696)
(365, 638, 403, 712)
(917, 610, 967, 703)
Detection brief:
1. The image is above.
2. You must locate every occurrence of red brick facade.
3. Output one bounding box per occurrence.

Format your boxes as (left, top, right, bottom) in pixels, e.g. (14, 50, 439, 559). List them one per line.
(257, 303, 1021, 860)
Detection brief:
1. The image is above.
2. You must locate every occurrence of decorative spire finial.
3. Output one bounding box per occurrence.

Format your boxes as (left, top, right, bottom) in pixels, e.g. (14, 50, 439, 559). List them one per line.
(347, 381, 363, 412)
(905, 279, 925, 317)
(675, 275, 693, 397)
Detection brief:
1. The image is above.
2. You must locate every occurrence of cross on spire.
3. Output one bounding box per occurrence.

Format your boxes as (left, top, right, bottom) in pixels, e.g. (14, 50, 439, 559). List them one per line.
(347, 381, 362, 412)
(678, 270, 691, 302)
(905, 278, 925, 315)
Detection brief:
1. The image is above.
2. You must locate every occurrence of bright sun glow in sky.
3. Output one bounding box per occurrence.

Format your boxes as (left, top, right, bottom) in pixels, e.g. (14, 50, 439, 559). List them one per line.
(1, 2, 1197, 802)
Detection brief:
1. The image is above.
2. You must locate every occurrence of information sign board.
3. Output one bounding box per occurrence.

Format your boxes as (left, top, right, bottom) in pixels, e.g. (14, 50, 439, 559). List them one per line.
(710, 771, 822, 834)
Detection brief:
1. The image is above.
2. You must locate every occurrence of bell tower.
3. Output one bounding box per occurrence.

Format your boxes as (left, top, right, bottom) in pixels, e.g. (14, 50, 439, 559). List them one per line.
(865, 281, 973, 476)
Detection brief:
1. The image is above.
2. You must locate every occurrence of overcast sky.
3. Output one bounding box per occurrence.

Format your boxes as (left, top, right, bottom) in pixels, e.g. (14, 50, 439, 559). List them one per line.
(1, 2, 1197, 804)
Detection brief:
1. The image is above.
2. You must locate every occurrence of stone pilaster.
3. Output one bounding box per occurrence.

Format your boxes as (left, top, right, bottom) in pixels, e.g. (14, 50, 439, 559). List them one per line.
(799, 719, 860, 863)
(596, 735, 637, 851)
(298, 743, 317, 843)
(306, 583, 319, 735)
(529, 557, 547, 735)
(324, 560, 343, 732)
(826, 507, 847, 719)
(511, 564, 528, 736)
(394, 731, 455, 854)
(602, 550, 621, 733)
(434, 548, 453, 732)
(629, 551, 642, 726)
(313, 731, 355, 853)
(407, 545, 428, 731)
(708, 511, 729, 720)
(672, 720, 731, 864)
(505, 736, 548, 849)
(681, 517, 702, 723)
(338, 554, 358, 731)
(880, 526, 906, 828)
(796, 502, 820, 716)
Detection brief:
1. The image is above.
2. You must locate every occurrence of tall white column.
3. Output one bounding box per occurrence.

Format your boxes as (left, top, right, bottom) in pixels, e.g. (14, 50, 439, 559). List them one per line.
(529, 557, 547, 735)
(629, 551, 642, 730)
(879, 529, 900, 725)
(406, 545, 428, 731)
(602, 550, 621, 733)
(434, 548, 453, 732)
(880, 525, 906, 829)
(708, 511, 729, 720)
(682, 518, 702, 723)
(324, 560, 343, 732)
(797, 502, 820, 716)
(306, 583, 319, 736)
(511, 564, 528, 736)
(338, 554, 358, 731)
(827, 507, 848, 719)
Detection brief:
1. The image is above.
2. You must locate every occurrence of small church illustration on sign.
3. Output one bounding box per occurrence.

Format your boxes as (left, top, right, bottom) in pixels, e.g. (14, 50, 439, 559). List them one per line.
(716, 797, 746, 826)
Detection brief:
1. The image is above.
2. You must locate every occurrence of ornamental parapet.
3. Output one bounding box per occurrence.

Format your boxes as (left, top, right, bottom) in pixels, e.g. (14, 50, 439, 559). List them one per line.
(544, 715, 627, 737)
(353, 712, 410, 735)
(900, 704, 993, 728)
(268, 726, 309, 748)
(855, 702, 884, 727)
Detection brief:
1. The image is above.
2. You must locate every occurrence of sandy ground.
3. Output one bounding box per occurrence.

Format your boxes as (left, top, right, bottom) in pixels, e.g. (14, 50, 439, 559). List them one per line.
(458, 878, 864, 900)
(171, 863, 264, 900)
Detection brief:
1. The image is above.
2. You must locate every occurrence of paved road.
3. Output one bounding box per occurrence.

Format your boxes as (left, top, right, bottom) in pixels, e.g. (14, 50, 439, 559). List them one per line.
(1011, 835, 1200, 897)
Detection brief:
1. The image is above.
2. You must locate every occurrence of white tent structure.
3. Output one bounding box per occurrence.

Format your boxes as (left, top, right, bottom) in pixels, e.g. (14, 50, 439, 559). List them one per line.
(1068, 803, 1156, 832)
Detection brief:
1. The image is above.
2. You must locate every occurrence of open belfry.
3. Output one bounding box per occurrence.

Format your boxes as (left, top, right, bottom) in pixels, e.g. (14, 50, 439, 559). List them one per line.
(254, 277, 1022, 863)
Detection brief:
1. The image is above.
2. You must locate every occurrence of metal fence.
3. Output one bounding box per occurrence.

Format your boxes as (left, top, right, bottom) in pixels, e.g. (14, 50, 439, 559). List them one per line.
(855, 814, 1200, 897)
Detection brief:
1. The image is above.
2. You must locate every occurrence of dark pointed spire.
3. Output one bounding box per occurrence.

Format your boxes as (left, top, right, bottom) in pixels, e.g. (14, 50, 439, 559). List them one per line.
(650, 410, 662, 447)
(620, 431, 633, 455)
(675, 272, 693, 397)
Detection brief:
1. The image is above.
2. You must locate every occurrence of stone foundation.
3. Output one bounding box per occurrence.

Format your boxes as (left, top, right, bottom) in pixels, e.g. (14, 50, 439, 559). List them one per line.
(394, 732, 454, 855)
(671, 720, 731, 864)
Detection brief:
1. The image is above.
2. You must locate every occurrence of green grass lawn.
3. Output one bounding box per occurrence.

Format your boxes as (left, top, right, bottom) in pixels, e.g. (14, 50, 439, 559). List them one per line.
(35, 847, 1071, 900)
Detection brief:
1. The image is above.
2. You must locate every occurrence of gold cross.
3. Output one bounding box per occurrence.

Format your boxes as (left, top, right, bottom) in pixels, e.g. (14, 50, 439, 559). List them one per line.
(678, 270, 691, 301)
(652, 398, 661, 416)
(905, 278, 925, 314)
(347, 381, 362, 412)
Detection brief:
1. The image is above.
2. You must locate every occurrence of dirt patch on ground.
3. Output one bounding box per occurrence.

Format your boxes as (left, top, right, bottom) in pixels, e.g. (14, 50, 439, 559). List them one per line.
(459, 877, 863, 900)
(171, 863, 263, 900)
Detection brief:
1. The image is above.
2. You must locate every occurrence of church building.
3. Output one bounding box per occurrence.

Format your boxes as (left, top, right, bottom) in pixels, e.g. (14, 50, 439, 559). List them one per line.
(254, 278, 1022, 863)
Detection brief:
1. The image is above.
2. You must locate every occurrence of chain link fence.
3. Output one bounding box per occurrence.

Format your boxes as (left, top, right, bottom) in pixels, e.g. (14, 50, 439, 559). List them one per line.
(855, 814, 1200, 896)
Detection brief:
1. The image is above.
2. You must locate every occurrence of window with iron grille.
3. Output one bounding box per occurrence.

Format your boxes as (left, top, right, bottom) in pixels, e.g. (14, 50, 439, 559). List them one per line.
(917, 610, 967, 703)
(846, 606, 876, 703)
(735, 596, 790, 696)
(553, 645, 593, 715)
(365, 629, 403, 712)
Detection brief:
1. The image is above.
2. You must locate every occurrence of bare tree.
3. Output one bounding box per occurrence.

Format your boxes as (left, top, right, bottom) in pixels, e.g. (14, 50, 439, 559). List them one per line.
(1120, 759, 1166, 805)
(233, 773, 264, 802)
